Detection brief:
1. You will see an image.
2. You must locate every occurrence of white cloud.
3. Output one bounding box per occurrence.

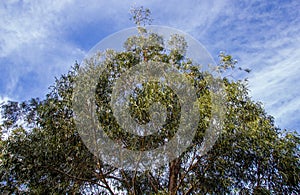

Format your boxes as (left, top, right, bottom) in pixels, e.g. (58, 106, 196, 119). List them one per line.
(196, 0, 300, 131)
(0, 0, 73, 57)
(0, 0, 299, 131)
(164, 0, 300, 131)
(1, 0, 226, 99)
(0, 0, 84, 99)
(248, 41, 300, 130)
(144, 0, 229, 36)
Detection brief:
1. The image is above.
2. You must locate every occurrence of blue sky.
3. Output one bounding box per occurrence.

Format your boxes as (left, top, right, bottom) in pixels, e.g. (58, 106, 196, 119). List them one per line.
(0, 0, 299, 132)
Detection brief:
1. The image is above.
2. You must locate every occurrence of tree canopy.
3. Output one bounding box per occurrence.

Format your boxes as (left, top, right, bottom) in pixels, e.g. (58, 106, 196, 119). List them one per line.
(0, 7, 299, 195)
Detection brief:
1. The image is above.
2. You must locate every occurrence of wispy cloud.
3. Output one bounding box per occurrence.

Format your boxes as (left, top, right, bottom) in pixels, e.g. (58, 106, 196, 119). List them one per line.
(0, 0, 85, 99)
(0, 0, 73, 57)
(194, 0, 300, 131)
(0, 0, 227, 99)
(0, 0, 299, 131)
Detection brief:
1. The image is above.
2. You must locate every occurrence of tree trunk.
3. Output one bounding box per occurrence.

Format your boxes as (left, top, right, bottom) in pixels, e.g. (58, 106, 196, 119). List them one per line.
(168, 158, 181, 195)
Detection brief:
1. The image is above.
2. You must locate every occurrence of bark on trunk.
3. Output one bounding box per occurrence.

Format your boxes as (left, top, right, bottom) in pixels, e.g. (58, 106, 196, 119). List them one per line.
(168, 158, 181, 195)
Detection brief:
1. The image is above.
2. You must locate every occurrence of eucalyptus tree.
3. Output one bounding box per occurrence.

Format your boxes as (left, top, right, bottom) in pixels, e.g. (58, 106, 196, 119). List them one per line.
(0, 7, 299, 195)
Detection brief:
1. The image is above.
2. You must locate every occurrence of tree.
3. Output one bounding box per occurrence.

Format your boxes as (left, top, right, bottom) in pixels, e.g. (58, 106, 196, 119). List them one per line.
(1, 7, 299, 194)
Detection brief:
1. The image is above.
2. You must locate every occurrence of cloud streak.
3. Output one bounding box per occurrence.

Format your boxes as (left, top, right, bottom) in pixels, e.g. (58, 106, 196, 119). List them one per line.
(188, 0, 300, 131)
(0, 0, 299, 131)
(0, 0, 85, 99)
